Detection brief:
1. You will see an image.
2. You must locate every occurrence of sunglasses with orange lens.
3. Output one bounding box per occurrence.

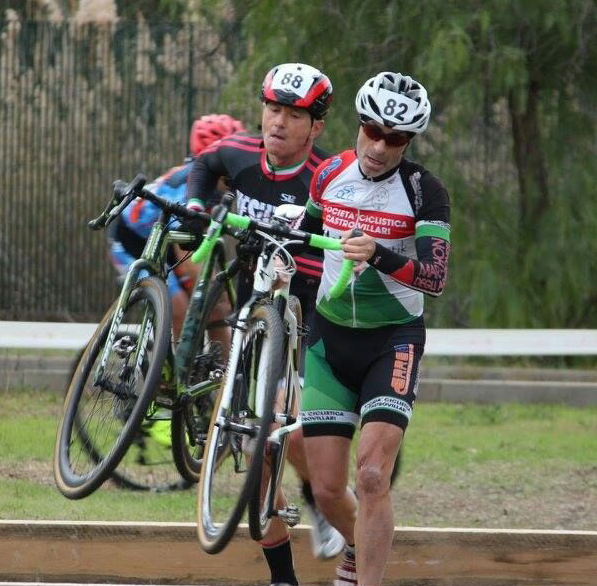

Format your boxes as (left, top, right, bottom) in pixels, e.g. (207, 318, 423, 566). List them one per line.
(360, 123, 411, 147)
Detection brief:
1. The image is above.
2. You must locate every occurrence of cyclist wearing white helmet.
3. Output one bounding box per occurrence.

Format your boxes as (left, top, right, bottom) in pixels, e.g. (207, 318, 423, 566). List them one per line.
(289, 71, 450, 586)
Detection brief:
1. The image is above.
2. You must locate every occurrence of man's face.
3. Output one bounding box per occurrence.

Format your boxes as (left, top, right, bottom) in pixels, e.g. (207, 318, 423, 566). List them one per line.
(356, 122, 411, 177)
(262, 102, 323, 166)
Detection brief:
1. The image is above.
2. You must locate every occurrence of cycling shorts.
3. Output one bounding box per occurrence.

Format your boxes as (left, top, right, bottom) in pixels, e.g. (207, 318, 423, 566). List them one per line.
(301, 311, 425, 438)
(109, 241, 184, 297)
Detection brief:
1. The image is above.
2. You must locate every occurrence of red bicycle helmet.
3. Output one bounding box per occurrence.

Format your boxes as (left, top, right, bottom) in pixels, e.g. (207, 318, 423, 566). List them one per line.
(189, 114, 246, 156)
(260, 63, 333, 119)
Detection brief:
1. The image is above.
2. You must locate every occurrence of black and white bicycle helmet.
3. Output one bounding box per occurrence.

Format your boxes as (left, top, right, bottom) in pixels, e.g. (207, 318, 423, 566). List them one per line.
(355, 72, 431, 133)
(261, 62, 333, 119)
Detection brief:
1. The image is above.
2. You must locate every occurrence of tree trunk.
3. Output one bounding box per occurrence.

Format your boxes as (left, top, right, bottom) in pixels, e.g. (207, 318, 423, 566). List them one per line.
(508, 80, 551, 236)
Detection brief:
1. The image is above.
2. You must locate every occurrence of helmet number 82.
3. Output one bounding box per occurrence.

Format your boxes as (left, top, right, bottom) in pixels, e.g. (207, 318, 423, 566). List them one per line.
(384, 99, 408, 121)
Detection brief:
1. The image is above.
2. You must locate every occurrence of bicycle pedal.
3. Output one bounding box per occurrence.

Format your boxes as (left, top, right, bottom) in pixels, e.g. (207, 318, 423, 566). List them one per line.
(277, 504, 301, 527)
(209, 368, 224, 381)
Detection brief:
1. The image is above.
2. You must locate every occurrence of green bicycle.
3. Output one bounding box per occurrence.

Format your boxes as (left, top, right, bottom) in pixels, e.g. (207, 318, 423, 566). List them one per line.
(53, 175, 235, 499)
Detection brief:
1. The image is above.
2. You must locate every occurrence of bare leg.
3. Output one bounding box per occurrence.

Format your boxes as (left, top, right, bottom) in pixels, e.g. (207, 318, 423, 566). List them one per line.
(304, 435, 357, 543)
(355, 421, 402, 586)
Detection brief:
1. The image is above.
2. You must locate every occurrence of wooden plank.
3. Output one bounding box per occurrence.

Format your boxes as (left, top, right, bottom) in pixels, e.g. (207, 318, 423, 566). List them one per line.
(1, 521, 597, 585)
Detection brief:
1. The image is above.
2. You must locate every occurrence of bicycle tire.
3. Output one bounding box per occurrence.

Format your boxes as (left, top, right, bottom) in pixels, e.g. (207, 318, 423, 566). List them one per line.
(53, 277, 172, 499)
(248, 295, 302, 540)
(197, 301, 285, 554)
(63, 346, 186, 493)
(171, 278, 232, 483)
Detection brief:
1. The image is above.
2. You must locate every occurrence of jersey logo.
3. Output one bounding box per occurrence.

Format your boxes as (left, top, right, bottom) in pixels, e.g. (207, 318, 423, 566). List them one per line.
(279, 193, 297, 203)
(372, 187, 389, 210)
(330, 185, 356, 202)
(409, 171, 423, 213)
(236, 190, 277, 221)
(316, 156, 342, 193)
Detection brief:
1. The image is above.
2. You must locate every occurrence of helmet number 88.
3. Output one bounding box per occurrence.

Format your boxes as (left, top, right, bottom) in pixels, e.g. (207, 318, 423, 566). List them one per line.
(281, 73, 304, 89)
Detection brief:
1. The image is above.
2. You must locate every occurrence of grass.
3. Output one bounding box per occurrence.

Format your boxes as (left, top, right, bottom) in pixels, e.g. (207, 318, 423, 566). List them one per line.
(1, 389, 596, 529)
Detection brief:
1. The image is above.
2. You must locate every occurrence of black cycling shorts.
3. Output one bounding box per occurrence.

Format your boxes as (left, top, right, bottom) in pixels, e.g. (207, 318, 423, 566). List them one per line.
(301, 311, 425, 438)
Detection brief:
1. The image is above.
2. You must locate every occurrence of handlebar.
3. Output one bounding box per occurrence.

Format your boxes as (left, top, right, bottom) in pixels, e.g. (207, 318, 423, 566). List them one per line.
(88, 174, 210, 231)
(191, 206, 356, 299)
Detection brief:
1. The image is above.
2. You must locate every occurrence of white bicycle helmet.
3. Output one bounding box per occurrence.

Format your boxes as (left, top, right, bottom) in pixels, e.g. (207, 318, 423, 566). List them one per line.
(355, 72, 431, 133)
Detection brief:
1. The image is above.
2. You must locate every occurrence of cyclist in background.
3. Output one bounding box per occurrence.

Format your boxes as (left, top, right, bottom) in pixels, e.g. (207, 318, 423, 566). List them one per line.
(187, 63, 344, 586)
(107, 114, 245, 341)
(293, 71, 451, 586)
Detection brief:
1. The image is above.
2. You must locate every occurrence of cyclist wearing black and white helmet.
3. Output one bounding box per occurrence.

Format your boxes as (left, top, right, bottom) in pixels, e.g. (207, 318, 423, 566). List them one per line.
(187, 62, 344, 586)
(292, 72, 450, 586)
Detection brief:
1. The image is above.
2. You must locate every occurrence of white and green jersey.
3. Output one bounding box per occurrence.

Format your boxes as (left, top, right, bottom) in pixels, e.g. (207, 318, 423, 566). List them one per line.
(306, 150, 450, 328)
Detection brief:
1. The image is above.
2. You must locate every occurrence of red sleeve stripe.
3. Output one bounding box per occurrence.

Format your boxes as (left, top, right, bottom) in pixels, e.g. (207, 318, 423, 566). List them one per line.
(295, 255, 322, 268)
(389, 260, 415, 285)
(296, 265, 322, 277)
(225, 134, 261, 146)
(202, 141, 261, 156)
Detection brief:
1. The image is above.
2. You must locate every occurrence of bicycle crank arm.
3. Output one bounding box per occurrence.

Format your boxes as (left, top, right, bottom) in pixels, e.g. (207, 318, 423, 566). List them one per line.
(273, 504, 301, 527)
(216, 419, 258, 436)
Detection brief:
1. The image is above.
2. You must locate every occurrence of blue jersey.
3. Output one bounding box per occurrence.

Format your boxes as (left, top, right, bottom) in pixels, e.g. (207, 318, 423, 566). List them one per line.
(121, 161, 192, 239)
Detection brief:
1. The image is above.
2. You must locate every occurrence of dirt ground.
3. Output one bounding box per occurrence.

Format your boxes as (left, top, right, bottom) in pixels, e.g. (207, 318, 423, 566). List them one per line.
(3, 451, 597, 532)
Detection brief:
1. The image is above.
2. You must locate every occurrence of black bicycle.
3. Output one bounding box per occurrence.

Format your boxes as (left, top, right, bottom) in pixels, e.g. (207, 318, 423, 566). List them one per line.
(53, 175, 235, 499)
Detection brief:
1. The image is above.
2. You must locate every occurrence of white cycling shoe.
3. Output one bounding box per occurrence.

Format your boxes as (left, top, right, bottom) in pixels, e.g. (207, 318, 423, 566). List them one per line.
(305, 502, 345, 560)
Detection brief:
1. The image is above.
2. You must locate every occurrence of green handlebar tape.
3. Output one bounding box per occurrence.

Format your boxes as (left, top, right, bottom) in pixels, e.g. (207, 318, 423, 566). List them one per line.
(309, 233, 342, 251)
(226, 213, 251, 229)
(191, 224, 222, 263)
(329, 259, 354, 298)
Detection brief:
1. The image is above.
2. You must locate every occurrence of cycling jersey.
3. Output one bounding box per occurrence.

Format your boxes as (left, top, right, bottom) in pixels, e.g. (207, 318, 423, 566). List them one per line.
(108, 160, 195, 292)
(120, 161, 192, 241)
(300, 151, 450, 436)
(187, 132, 329, 304)
(304, 150, 451, 328)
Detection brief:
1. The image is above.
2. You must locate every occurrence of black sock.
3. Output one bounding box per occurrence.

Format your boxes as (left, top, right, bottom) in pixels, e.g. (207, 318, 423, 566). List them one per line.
(262, 537, 298, 586)
(301, 480, 315, 506)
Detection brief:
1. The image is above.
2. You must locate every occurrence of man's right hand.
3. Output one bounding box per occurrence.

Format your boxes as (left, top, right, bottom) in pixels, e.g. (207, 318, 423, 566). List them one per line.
(274, 204, 305, 229)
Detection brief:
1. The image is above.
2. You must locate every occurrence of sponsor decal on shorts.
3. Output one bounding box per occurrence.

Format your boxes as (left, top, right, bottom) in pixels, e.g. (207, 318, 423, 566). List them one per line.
(360, 396, 413, 421)
(301, 409, 359, 426)
(391, 344, 414, 395)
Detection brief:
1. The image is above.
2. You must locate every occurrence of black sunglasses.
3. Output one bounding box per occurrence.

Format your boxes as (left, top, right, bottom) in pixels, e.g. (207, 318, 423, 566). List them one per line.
(360, 123, 411, 147)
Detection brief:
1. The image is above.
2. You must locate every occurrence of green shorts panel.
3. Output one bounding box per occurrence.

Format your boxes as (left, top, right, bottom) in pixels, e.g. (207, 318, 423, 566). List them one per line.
(301, 338, 360, 437)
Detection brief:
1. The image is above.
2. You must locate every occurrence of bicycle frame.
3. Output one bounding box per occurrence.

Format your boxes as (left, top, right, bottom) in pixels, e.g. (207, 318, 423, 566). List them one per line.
(94, 209, 234, 412)
(94, 214, 191, 383)
(216, 237, 282, 408)
(173, 235, 233, 397)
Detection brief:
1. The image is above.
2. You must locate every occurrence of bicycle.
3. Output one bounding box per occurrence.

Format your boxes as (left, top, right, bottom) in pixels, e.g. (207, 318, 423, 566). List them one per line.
(192, 205, 354, 554)
(62, 344, 192, 493)
(53, 175, 235, 499)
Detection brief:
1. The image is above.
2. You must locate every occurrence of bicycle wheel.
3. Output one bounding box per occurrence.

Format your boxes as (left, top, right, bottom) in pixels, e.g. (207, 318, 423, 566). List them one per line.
(53, 277, 172, 499)
(197, 302, 285, 554)
(171, 278, 232, 483)
(64, 346, 187, 493)
(248, 295, 302, 541)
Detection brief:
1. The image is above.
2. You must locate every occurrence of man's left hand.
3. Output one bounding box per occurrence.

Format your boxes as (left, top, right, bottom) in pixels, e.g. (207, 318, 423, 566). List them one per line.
(341, 230, 376, 262)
